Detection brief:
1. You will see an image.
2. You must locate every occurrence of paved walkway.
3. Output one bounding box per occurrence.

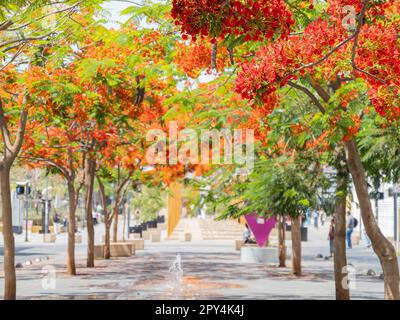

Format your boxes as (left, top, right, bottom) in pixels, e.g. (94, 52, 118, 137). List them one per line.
(0, 224, 395, 300)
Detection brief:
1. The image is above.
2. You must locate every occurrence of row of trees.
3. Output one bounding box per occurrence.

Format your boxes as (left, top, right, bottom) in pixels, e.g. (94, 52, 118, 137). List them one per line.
(1, 0, 399, 301)
(0, 0, 188, 299)
(170, 0, 400, 300)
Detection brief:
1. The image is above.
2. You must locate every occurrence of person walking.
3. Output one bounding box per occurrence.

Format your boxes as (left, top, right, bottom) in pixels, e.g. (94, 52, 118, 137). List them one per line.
(328, 217, 335, 257)
(313, 210, 319, 229)
(346, 211, 355, 249)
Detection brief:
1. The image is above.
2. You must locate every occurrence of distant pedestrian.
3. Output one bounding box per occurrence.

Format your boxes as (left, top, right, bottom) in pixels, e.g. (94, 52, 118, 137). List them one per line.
(301, 213, 306, 227)
(54, 211, 60, 224)
(328, 217, 335, 257)
(92, 211, 98, 225)
(346, 211, 355, 249)
(320, 209, 326, 227)
(313, 211, 319, 229)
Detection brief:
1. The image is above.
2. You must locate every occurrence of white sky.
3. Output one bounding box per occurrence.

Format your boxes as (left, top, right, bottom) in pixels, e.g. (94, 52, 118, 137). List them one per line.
(101, 1, 133, 28)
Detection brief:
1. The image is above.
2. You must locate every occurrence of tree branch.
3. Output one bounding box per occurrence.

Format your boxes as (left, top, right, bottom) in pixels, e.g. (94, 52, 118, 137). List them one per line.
(288, 81, 326, 113)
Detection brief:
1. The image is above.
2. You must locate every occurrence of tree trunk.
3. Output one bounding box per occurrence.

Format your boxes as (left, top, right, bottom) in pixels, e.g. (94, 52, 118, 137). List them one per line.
(112, 195, 119, 243)
(333, 150, 350, 300)
(345, 139, 400, 300)
(96, 175, 111, 259)
(278, 216, 286, 267)
(122, 201, 127, 242)
(84, 155, 96, 268)
(291, 216, 302, 277)
(66, 181, 76, 275)
(1, 165, 16, 300)
(104, 222, 111, 259)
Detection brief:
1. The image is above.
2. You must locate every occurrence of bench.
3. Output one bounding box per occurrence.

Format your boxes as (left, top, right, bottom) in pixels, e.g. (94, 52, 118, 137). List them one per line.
(180, 233, 192, 242)
(151, 232, 161, 242)
(129, 233, 142, 239)
(125, 239, 144, 250)
(94, 242, 135, 259)
(142, 230, 151, 240)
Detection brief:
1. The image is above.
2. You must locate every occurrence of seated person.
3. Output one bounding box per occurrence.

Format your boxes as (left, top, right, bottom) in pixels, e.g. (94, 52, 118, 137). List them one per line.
(243, 224, 256, 244)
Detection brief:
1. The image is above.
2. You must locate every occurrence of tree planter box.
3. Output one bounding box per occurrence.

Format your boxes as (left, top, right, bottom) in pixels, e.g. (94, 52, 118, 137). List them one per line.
(94, 245, 104, 259)
(235, 239, 242, 251)
(142, 230, 151, 240)
(43, 234, 56, 243)
(241, 246, 278, 264)
(126, 239, 144, 250)
(151, 232, 161, 242)
(180, 233, 192, 242)
(110, 243, 135, 257)
(158, 223, 166, 231)
(101, 235, 118, 243)
(31, 226, 41, 234)
(129, 233, 142, 239)
(94, 243, 135, 259)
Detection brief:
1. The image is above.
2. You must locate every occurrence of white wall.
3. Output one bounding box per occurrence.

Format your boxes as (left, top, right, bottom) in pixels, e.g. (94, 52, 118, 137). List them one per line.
(351, 182, 398, 239)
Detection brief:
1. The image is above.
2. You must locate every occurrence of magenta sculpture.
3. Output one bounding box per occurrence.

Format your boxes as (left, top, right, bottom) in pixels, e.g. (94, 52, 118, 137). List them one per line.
(244, 214, 277, 247)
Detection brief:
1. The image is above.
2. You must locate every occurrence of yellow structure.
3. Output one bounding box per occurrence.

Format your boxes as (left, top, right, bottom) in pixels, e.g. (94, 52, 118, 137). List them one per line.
(167, 181, 182, 237)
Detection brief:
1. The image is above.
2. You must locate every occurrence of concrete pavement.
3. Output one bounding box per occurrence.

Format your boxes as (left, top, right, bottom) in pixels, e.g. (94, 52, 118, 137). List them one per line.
(0, 222, 397, 300)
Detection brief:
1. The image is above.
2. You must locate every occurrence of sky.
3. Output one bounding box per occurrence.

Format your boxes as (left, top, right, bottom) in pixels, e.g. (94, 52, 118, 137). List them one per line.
(101, 1, 133, 28)
(99, 0, 215, 86)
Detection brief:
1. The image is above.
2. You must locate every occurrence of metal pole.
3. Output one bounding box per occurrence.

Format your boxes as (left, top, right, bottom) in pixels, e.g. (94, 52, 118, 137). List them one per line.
(127, 204, 130, 240)
(45, 175, 49, 235)
(397, 207, 400, 254)
(25, 181, 29, 242)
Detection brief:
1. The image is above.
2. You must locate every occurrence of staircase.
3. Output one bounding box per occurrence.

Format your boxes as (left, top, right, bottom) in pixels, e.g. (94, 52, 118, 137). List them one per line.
(166, 218, 202, 241)
(166, 218, 244, 241)
(199, 219, 243, 240)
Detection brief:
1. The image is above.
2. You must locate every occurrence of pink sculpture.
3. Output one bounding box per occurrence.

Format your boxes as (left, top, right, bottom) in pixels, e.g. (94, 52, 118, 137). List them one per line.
(244, 214, 277, 247)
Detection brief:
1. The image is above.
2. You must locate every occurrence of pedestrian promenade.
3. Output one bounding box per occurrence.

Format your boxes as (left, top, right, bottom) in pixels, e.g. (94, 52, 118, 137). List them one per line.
(0, 223, 395, 300)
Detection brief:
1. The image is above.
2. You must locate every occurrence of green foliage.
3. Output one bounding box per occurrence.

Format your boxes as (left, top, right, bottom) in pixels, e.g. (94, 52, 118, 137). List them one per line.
(358, 113, 400, 186)
(227, 156, 320, 219)
(131, 186, 164, 222)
